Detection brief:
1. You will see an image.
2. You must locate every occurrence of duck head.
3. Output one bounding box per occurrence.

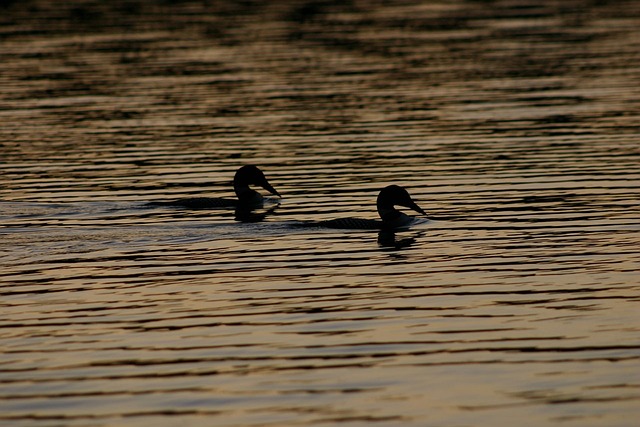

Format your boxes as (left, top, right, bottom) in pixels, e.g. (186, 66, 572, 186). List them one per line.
(376, 185, 426, 219)
(234, 165, 281, 199)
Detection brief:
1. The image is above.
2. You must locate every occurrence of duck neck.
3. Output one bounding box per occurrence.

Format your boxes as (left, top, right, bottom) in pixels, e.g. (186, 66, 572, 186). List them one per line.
(377, 202, 402, 223)
(234, 182, 262, 204)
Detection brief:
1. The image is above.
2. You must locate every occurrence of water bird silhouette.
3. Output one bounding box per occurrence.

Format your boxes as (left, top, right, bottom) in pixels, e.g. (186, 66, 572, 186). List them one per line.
(303, 185, 427, 230)
(146, 165, 280, 209)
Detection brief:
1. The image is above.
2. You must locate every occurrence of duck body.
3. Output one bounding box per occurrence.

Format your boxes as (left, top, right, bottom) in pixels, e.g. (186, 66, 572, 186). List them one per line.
(314, 217, 383, 230)
(147, 196, 238, 209)
(304, 185, 426, 230)
(146, 165, 280, 209)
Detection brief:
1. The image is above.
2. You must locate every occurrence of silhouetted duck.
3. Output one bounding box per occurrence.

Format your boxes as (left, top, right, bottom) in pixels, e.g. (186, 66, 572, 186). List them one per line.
(307, 185, 426, 230)
(147, 165, 280, 209)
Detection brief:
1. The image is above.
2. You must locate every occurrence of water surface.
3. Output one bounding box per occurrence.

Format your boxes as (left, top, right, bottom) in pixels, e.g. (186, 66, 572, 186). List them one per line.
(1, 1, 639, 426)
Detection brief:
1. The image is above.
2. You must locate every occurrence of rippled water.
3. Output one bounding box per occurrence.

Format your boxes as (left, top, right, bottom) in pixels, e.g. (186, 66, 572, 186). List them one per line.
(1, 1, 639, 426)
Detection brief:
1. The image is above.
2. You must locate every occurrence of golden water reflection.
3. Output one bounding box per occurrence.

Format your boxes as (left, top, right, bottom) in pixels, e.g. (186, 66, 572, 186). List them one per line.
(1, 1, 640, 426)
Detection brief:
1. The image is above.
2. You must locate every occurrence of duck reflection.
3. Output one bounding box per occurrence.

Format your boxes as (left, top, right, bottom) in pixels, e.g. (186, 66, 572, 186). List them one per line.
(234, 203, 280, 223)
(377, 229, 422, 249)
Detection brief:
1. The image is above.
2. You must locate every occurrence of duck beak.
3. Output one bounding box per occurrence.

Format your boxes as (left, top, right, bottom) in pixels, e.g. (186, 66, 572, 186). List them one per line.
(407, 200, 426, 216)
(262, 180, 281, 198)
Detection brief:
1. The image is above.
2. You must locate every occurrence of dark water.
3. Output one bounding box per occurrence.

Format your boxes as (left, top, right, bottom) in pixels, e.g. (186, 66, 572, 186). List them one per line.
(1, 1, 639, 426)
